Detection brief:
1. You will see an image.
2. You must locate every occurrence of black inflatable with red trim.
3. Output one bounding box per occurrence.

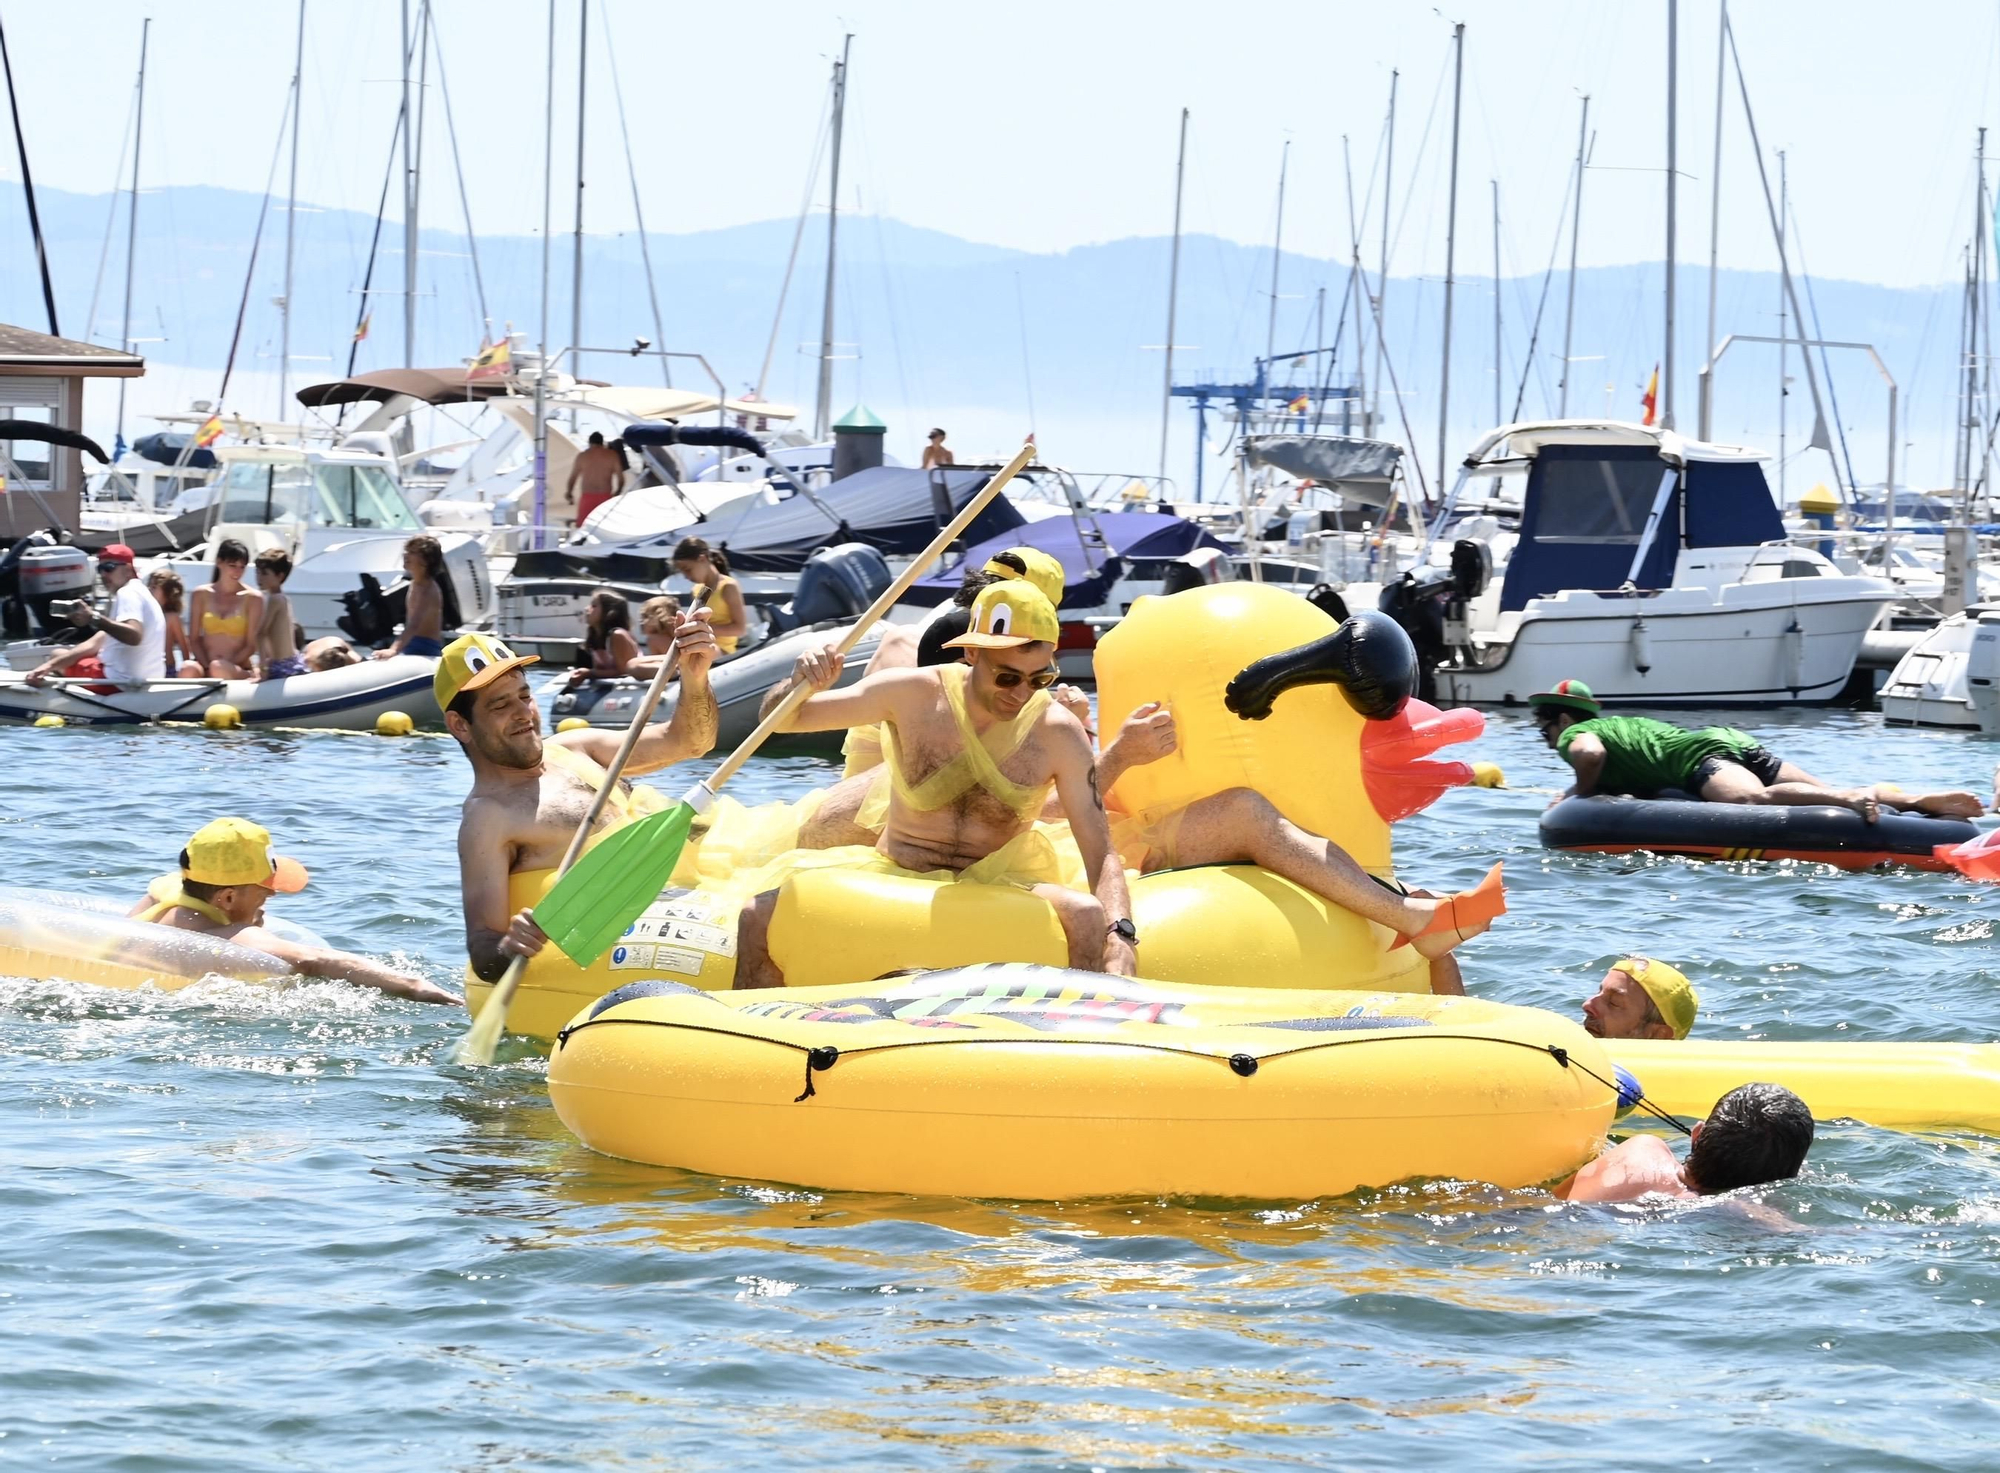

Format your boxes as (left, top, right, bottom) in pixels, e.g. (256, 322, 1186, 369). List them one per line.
(1540, 794, 1976, 872)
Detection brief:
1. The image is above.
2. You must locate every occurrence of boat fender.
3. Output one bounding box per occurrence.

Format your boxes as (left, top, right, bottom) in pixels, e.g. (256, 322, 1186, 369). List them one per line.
(1225, 610, 1416, 722)
(1629, 616, 1652, 675)
(1470, 761, 1504, 788)
(33, 713, 62, 728)
(375, 710, 414, 737)
(556, 716, 591, 733)
(204, 703, 242, 730)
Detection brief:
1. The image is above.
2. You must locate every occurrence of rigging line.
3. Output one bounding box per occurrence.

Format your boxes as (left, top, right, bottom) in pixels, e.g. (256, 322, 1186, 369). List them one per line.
(427, 6, 488, 334)
(1386, 40, 1452, 275)
(0, 14, 58, 335)
(757, 74, 834, 400)
(1013, 270, 1037, 436)
(1786, 203, 1861, 497)
(597, 0, 671, 389)
(850, 109, 917, 432)
(84, 84, 137, 347)
(1510, 142, 1578, 421)
(216, 89, 296, 409)
(336, 55, 412, 426)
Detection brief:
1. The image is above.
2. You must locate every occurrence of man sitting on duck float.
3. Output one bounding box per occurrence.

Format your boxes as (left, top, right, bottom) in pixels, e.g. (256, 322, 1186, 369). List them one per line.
(446, 621, 720, 986)
(732, 579, 1139, 985)
(735, 579, 1503, 990)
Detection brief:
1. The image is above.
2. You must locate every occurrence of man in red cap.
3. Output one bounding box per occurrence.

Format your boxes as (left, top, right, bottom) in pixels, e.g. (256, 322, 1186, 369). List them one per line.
(27, 543, 167, 688)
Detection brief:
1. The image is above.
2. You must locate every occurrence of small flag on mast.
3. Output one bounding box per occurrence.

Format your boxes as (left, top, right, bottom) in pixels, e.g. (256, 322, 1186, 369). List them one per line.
(194, 414, 224, 448)
(353, 313, 372, 344)
(1286, 392, 1310, 414)
(469, 337, 512, 380)
(1641, 365, 1660, 427)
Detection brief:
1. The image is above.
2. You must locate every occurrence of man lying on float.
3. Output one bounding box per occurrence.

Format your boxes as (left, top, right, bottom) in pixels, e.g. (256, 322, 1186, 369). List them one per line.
(1532, 679, 1980, 821)
(131, 818, 458, 1004)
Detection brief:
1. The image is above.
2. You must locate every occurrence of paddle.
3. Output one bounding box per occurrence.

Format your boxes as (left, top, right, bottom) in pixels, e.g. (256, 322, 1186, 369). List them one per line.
(530, 441, 1041, 974)
(452, 595, 705, 1066)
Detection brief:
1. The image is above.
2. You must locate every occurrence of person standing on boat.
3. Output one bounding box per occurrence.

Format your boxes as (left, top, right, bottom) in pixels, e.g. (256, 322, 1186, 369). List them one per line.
(1530, 679, 1981, 821)
(565, 431, 627, 528)
(25, 543, 165, 689)
(130, 817, 458, 1005)
(373, 535, 448, 661)
(921, 428, 954, 470)
(184, 538, 263, 678)
(671, 537, 748, 655)
(446, 621, 719, 985)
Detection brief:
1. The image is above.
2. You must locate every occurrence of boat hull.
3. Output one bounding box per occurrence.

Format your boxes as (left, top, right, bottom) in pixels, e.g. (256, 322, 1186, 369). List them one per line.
(0, 655, 442, 730)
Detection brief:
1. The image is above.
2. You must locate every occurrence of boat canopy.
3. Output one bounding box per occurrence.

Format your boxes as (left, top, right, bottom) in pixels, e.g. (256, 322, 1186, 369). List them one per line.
(511, 466, 1025, 582)
(1244, 434, 1402, 507)
(559, 384, 800, 423)
(905, 509, 1231, 610)
(132, 431, 217, 470)
(295, 368, 522, 408)
(1497, 441, 1786, 612)
(1458, 420, 1769, 476)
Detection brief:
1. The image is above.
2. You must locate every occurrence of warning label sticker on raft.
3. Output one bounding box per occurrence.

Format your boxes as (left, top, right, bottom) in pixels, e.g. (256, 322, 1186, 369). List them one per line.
(621, 917, 736, 956)
(609, 943, 707, 974)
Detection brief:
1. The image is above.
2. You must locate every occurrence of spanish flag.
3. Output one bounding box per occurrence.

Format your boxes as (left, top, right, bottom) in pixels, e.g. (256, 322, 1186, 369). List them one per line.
(1287, 392, 1310, 414)
(194, 414, 224, 448)
(1641, 364, 1659, 427)
(469, 337, 512, 380)
(353, 313, 371, 344)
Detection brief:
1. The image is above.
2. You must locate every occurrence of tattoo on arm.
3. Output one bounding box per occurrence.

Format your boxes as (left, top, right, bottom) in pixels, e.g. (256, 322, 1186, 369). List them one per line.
(1086, 764, 1104, 812)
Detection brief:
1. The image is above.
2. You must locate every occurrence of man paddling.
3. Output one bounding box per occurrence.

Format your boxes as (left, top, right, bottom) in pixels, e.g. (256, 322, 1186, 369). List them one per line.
(735, 579, 1136, 984)
(130, 818, 458, 1004)
(1557, 1082, 1813, 1203)
(448, 624, 718, 984)
(1531, 679, 1981, 821)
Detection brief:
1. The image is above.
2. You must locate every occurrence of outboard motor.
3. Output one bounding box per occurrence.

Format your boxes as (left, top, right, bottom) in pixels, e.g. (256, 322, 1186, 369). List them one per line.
(1159, 546, 1234, 597)
(1442, 537, 1492, 652)
(5, 539, 91, 636)
(790, 543, 892, 625)
(336, 573, 396, 647)
(1377, 571, 1452, 703)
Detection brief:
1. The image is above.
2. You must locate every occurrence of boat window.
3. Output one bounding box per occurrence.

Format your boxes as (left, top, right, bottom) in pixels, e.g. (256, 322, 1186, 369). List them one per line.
(1780, 559, 1822, 578)
(1529, 456, 1661, 544)
(312, 464, 418, 530)
(216, 460, 315, 523)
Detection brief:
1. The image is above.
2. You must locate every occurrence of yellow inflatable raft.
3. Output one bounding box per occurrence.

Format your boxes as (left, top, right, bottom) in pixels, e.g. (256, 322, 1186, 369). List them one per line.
(0, 888, 290, 990)
(1611, 1038, 2000, 1134)
(547, 967, 1618, 1199)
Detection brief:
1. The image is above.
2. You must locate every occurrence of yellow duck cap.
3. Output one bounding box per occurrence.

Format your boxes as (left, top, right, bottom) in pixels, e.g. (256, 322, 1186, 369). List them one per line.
(434, 633, 539, 711)
(943, 579, 1061, 650)
(984, 547, 1066, 608)
(182, 817, 308, 892)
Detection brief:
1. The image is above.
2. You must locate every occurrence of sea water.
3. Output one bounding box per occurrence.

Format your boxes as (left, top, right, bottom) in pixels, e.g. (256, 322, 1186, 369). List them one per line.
(3, 696, 1998, 1469)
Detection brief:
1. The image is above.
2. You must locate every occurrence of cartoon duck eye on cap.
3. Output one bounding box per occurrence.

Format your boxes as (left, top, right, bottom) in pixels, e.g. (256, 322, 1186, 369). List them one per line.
(434, 633, 539, 711)
(943, 579, 1062, 650)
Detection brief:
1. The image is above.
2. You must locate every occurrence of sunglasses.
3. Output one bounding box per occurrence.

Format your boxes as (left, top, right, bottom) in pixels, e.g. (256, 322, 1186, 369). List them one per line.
(992, 666, 1059, 690)
(97, 562, 127, 575)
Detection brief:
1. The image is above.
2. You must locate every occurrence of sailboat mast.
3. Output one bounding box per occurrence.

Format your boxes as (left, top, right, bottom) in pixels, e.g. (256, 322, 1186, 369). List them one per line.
(1699, 0, 1726, 439)
(1663, 0, 1678, 429)
(1437, 22, 1463, 489)
(0, 18, 57, 338)
(280, 0, 305, 420)
(116, 18, 149, 450)
(1559, 94, 1588, 417)
(570, 0, 587, 413)
(400, 0, 417, 367)
(1374, 70, 1396, 434)
(814, 34, 851, 441)
(1491, 179, 1501, 425)
(532, 0, 555, 546)
(1979, 127, 1992, 502)
(1159, 106, 1187, 486)
(1777, 149, 1787, 500)
(1266, 140, 1288, 368)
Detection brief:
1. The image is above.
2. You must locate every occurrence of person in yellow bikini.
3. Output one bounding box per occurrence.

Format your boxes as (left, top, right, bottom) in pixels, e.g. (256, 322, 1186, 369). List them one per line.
(131, 818, 458, 1003)
(446, 617, 720, 985)
(732, 579, 1135, 987)
(184, 538, 263, 678)
(672, 536, 748, 655)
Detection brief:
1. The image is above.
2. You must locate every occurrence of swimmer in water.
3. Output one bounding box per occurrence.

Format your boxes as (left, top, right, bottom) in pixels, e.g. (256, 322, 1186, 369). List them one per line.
(1531, 679, 1982, 822)
(1582, 955, 1698, 1041)
(1556, 1082, 1814, 1203)
(128, 818, 459, 1004)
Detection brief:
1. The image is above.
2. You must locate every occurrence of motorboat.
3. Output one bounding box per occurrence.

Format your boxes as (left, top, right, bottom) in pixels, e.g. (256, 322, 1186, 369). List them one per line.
(144, 444, 494, 641)
(78, 432, 217, 544)
(0, 654, 441, 730)
(1387, 421, 1896, 707)
(1879, 605, 2000, 731)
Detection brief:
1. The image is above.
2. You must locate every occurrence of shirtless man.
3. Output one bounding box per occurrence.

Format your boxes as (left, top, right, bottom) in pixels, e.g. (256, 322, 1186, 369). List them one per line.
(448, 622, 718, 983)
(130, 817, 458, 1004)
(737, 579, 1135, 987)
(1557, 1082, 1813, 1203)
(565, 431, 627, 527)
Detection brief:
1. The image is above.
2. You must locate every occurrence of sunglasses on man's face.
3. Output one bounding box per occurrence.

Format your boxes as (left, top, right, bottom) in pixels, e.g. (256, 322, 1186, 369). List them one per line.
(97, 563, 124, 576)
(992, 665, 1059, 690)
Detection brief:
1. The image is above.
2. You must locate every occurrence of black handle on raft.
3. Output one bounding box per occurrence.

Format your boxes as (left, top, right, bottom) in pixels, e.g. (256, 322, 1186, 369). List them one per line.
(795, 1045, 840, 1102)
(1224, 610, 1416, 722)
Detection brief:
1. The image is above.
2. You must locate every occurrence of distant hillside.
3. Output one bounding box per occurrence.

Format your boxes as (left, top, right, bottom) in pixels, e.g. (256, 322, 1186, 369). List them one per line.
(0, 182, 1966, 490)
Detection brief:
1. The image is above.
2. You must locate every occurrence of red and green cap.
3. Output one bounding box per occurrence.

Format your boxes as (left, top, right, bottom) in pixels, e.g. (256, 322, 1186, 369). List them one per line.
(1527, 678, 1600, 716)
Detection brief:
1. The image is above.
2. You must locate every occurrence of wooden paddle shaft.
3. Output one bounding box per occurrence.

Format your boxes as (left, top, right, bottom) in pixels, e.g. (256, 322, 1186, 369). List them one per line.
(692, 443, 1039, 804)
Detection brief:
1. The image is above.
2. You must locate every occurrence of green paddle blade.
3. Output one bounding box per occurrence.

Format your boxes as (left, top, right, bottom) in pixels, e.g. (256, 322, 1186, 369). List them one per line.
(534, 803, 696, 968)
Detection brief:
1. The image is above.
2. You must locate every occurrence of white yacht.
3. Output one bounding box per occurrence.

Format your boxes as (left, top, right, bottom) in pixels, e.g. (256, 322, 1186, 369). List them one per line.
(1879, 606, 2000, 730)
(1404, 421, 1896, 707)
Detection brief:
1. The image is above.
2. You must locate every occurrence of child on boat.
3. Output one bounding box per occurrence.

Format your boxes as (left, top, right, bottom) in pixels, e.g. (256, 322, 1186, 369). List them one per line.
(146, 567, 192, 676)
(254, 549, 307, 680)
(373, 534, 448, 660)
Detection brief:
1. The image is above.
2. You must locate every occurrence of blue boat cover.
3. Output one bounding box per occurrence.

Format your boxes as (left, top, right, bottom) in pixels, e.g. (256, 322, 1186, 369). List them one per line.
(905, 508, 1231, 609)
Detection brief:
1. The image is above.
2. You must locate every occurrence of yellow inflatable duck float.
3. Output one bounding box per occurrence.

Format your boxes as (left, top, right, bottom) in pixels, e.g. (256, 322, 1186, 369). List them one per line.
(468, 582, 1489, 1042)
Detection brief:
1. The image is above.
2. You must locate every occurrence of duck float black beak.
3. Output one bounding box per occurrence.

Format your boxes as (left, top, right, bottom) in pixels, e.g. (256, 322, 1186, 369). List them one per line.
(1224, 611, 1417, 722)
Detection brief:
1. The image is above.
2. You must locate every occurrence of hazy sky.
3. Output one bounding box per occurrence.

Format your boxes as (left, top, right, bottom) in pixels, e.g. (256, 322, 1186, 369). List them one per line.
(5, 0, 1997, 291)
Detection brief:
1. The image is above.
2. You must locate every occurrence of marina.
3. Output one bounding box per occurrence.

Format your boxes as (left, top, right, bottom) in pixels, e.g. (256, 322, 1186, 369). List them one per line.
(4, 0, 2000, 1467)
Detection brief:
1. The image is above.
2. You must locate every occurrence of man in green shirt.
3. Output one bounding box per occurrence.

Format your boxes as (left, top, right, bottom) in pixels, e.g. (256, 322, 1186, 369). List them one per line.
(1530, 678, 1980, 820)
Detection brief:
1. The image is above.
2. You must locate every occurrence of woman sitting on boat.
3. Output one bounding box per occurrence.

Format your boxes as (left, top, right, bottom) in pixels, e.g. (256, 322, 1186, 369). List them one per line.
(183, 538, 263, 679)
(564, 587, 641, 687)
(672, 537, 747, 656)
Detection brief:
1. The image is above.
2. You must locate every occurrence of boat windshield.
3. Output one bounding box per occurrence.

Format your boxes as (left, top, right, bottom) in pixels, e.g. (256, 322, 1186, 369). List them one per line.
(213, 460, 418, 530)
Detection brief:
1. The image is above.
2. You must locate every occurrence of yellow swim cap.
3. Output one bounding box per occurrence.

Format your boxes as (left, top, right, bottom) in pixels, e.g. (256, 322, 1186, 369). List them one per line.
(943, 579, 1061, 650)
(182, 817, 309, 893)
(1615, 956, 1698, 1040)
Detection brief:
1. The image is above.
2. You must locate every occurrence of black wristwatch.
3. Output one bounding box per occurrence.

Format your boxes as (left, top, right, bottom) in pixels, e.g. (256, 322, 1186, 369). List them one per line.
(1107, 918, 1138, 945)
